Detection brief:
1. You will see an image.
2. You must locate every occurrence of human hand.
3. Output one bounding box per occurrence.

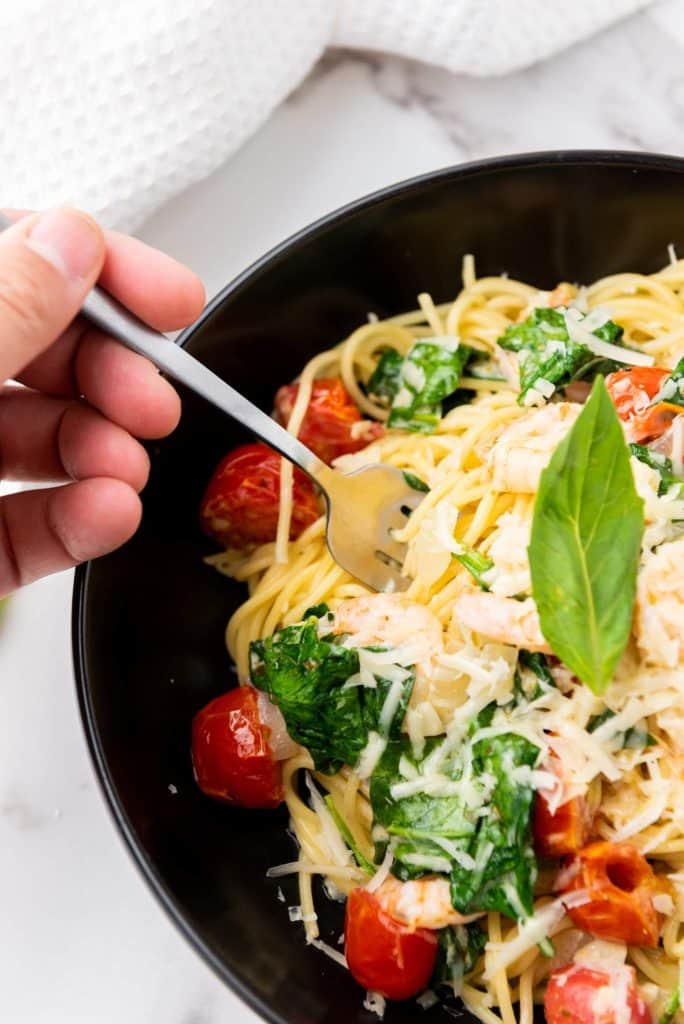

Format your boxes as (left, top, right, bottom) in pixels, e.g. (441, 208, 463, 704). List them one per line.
(0, 208, 204, 596)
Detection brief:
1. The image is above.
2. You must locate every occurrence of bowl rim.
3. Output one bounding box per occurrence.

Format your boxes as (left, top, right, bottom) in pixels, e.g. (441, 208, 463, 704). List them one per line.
(72, 148, 684, 1024)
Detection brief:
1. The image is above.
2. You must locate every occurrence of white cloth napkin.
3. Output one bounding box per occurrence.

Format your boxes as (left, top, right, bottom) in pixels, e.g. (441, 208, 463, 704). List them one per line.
(1, 0, 659, 231)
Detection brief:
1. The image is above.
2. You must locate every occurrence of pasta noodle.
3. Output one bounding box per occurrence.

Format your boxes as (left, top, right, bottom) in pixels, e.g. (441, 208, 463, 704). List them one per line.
(207, 256, 684, 1022)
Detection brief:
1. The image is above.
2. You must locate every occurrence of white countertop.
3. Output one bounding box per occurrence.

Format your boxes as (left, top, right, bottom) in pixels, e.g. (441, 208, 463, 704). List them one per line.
(3, 11, 684, 1021)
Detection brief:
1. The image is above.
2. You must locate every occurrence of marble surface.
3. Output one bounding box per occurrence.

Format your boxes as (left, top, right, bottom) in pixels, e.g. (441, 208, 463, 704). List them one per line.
(4, 7, 684, 1022)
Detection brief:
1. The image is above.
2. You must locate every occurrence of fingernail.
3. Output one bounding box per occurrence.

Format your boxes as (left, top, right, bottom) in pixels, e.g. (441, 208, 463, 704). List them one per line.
(26, 208, 102, 281)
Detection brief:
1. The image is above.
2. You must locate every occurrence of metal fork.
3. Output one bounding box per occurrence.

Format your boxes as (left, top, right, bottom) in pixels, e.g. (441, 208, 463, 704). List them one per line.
(0, 213, 421, 591)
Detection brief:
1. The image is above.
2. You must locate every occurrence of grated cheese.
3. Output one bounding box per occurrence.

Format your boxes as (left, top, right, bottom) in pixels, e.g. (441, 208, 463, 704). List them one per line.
(288, 905, 318, 924)
(402, 360, 426, 392)
(366, 838, 398, 893)
(310, 937, 349, 968)
(356, 731, 387, 780)
(417, 990, 440, 1010)
(305, 773, 354, 868)
(562, 307, 654, 367)
(522, 387, 545, 407)
(379, 676, 409, 735)
(484, 898, 567, 979)
(402, 853, 453, 873)
(364, 992, 386, 1018)
(534, 377, 555, 399)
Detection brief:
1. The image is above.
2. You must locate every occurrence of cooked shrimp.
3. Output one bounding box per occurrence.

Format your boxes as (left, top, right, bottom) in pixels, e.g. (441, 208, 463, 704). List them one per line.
(635, 536, 684, 667)
(514, 282, 578, 323)
(453, 591, 551, 653)
(484, 512, 532, 598)
(487, 402, 581, 493)
(547, 282, 577, 308)
(374, 875, 479, 930)
(333, 594, 443, 667)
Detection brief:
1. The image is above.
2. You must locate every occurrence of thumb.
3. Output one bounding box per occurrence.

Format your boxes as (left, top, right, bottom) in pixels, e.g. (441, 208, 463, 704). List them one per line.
(0, 208, 105, 383)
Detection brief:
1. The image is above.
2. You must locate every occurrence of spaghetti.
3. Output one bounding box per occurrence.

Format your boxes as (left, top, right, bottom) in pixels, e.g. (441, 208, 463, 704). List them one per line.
(203, 256, 684, 1024)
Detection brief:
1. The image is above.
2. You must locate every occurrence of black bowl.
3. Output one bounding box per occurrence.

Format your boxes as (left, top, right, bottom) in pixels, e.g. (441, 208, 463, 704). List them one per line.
(73, 151, 684, 1024)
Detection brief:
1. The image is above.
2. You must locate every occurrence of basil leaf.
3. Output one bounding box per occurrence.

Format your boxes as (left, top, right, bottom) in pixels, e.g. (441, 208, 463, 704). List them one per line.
(529, 377, 644, 694)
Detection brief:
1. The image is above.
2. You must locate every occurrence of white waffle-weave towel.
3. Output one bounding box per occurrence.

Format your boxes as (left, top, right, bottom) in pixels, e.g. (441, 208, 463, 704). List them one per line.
(1, 0, 662, 230)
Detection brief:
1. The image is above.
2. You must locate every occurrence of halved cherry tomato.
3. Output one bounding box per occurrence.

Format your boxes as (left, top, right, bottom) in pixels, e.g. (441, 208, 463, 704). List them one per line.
(534, 759, 595, 858)
(545, 965, 651, 1024)
(561, 842, 663, 947)
(191, 686, 284, 808)
(605, 367, 673, 442)
(275, 378, 383, 465)
(200, 442, 320, 548)
(344, 888, 438, 1000)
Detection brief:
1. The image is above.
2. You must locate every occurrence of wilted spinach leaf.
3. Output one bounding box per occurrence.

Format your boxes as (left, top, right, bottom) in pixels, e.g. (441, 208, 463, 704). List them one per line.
(250, 617, 414, 773)
(434, 923, 487, 990)
(369, 705, 539, 922)
(367, 349, 404, 403)
(658, 989, 680, 1024)
(498, 307, 625, 404)
(402, 471, 430, 493)
(368, 341, 472, 433)
(630, 443, 684, 497)
(514, 650, 556, 702)
(453, 547, 494, 590)
(653, 355, 684, 409)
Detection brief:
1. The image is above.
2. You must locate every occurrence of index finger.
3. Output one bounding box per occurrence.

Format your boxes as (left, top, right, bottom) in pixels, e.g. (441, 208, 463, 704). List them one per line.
(3, 211, 206, 331)
(19, 227, 206, 399)
(99, 230, 206, 331)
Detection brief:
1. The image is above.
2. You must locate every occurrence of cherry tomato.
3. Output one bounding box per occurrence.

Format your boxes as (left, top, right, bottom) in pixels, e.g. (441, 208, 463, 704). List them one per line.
(200, 442, 320, 548)
(562, 842, 663, 947)
(545, 965, 651, 1024)
(344, 888, 438, 1000)
(605, 367, 673, 442)
(191, 686, 283, 809)
(275, 378, 383, 465)
(534, 760, 595, 858)
(535, 792, 592, 858)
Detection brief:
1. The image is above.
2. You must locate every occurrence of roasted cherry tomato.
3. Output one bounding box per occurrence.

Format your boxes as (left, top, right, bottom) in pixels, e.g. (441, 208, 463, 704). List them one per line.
(344, 888, 438, 1000)
(535, 791, 592, 858)
(191, 686, 284, 809)
(562, 841, 663, 947)
(534, 760, 595, 858)
(275, 378, 383, 465)
(544, 964, 651, 1024)
(605, 367, 673, 442)
(200, 442, 320, 548)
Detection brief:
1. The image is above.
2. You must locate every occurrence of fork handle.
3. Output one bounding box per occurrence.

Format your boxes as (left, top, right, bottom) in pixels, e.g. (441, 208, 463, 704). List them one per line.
(0, 213, 328, 482)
